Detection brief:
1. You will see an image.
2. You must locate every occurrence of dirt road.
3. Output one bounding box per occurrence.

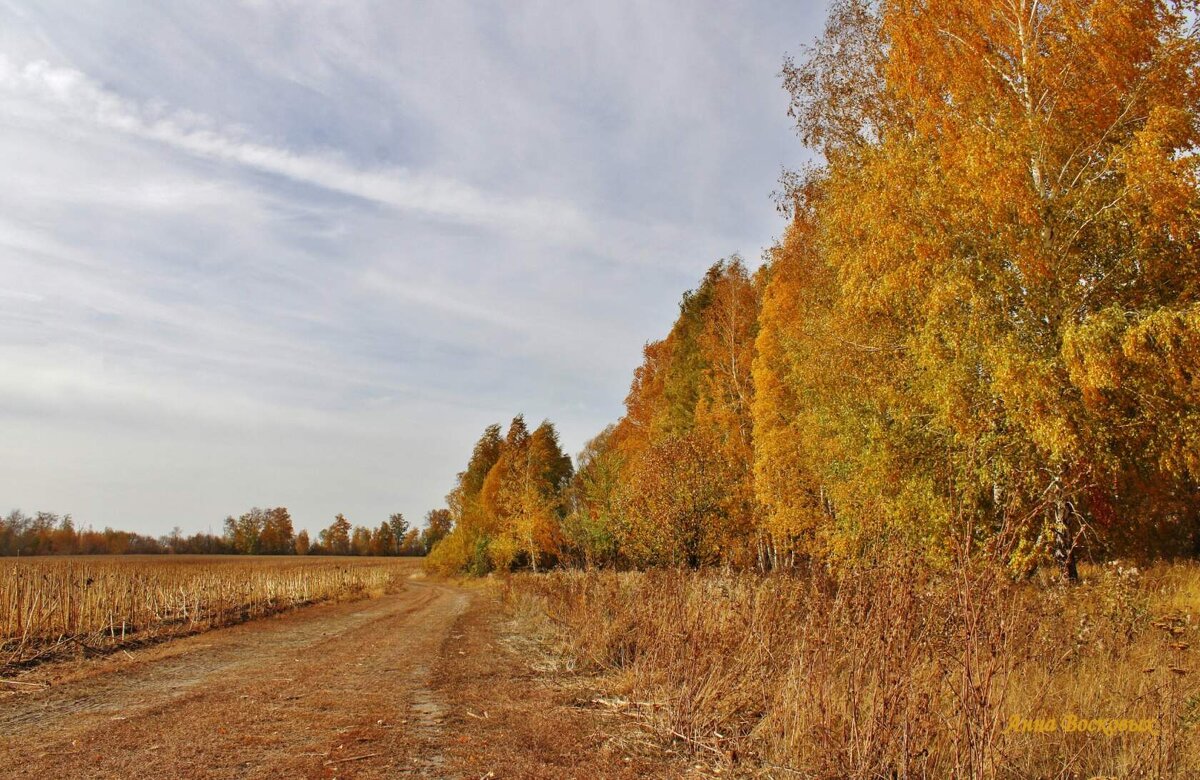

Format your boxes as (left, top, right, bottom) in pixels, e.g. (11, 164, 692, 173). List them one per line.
(0, 578, 681, 779)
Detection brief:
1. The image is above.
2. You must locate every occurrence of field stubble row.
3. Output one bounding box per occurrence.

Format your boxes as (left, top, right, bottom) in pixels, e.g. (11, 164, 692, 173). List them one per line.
(1, 555, 415, 670)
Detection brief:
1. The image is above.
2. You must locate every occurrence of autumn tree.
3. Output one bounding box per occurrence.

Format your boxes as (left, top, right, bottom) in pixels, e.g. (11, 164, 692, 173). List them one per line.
(602, 259, 763, 567)
(426, 417, 572, 574)
(294, 529, 311, 556)
(430, 424, 505, 574)
(421, 509, 452, 553)
(388, 513, 409, 555)
(259, 507, 295, 554)
(692, 258, 762, 565)
(398, 528, 423, 555)
(50, 515, 78, 554)
(319, 513, 352, 556)
(480, 416, 573, 571)
(759, 0, 1200, 573)
(351, 526, 372, 556)
(752, 197, 847, 566)
(520, 421, 574, 569)
(563, 426, 624, 567)
(371, 521, 396, 556)
(224, 509, 265, 555)
(619, 434, 729, 568)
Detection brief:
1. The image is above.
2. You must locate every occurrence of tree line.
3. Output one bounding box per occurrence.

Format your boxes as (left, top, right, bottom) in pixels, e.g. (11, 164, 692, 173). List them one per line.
(0, 508, 452, 557)
(429, 0, 1200, 579)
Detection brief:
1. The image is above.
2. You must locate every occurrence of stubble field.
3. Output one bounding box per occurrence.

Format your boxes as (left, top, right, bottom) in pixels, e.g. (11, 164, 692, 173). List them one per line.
(1, 555, 412, 671)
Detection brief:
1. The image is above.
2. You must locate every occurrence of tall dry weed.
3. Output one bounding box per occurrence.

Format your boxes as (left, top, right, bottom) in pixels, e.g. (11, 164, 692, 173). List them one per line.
(509, 559, 1200, 778)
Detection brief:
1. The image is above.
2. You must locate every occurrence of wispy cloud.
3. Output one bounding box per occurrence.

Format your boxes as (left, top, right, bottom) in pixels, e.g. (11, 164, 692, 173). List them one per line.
(357, 269, 527, 331)
(0, 1, 821, 534)
(0, 56, 591, 242)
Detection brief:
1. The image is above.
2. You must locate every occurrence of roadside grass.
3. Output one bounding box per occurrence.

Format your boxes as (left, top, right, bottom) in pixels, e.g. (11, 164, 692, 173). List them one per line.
(500, 560, 1200, 779)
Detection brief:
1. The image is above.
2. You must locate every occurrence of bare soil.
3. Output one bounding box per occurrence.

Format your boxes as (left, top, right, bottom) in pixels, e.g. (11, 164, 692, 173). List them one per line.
(0, 577, 690, 779)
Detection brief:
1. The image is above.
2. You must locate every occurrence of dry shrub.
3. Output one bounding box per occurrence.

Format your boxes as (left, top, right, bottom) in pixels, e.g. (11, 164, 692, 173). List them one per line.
(510, 559, 1200, 779)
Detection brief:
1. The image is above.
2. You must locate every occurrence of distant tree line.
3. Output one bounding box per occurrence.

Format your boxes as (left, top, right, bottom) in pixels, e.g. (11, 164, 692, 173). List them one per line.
(0, 507, 451, 557)
(0, 511, 165, 556)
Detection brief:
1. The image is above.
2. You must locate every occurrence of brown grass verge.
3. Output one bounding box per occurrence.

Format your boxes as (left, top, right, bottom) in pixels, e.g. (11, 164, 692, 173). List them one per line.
(501, 560, 1200, 779)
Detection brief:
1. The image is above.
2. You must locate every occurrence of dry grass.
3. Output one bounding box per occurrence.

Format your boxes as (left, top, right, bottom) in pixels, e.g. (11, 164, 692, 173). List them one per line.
(503, 560, 1200, 779)
(1, 555, 413, 670)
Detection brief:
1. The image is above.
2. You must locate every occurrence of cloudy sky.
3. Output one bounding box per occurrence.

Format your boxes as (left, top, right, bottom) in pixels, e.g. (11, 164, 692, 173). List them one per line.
(0, 0, 825, 536)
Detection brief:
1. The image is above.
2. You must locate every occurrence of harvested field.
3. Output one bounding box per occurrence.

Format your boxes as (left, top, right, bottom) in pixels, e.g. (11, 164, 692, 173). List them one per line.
(1, 555, 412, 670)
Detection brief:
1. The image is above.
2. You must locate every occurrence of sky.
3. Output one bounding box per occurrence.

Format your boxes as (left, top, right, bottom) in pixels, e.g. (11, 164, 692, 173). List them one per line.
(0, 0, 826, 537)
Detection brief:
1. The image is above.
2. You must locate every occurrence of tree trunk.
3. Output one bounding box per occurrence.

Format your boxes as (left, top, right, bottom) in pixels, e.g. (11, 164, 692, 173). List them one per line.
(1051, 498, 1079, 583)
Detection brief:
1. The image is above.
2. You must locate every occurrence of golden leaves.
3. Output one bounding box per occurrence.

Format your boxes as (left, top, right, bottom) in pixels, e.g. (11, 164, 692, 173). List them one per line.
(756, 0, 1200, 567)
